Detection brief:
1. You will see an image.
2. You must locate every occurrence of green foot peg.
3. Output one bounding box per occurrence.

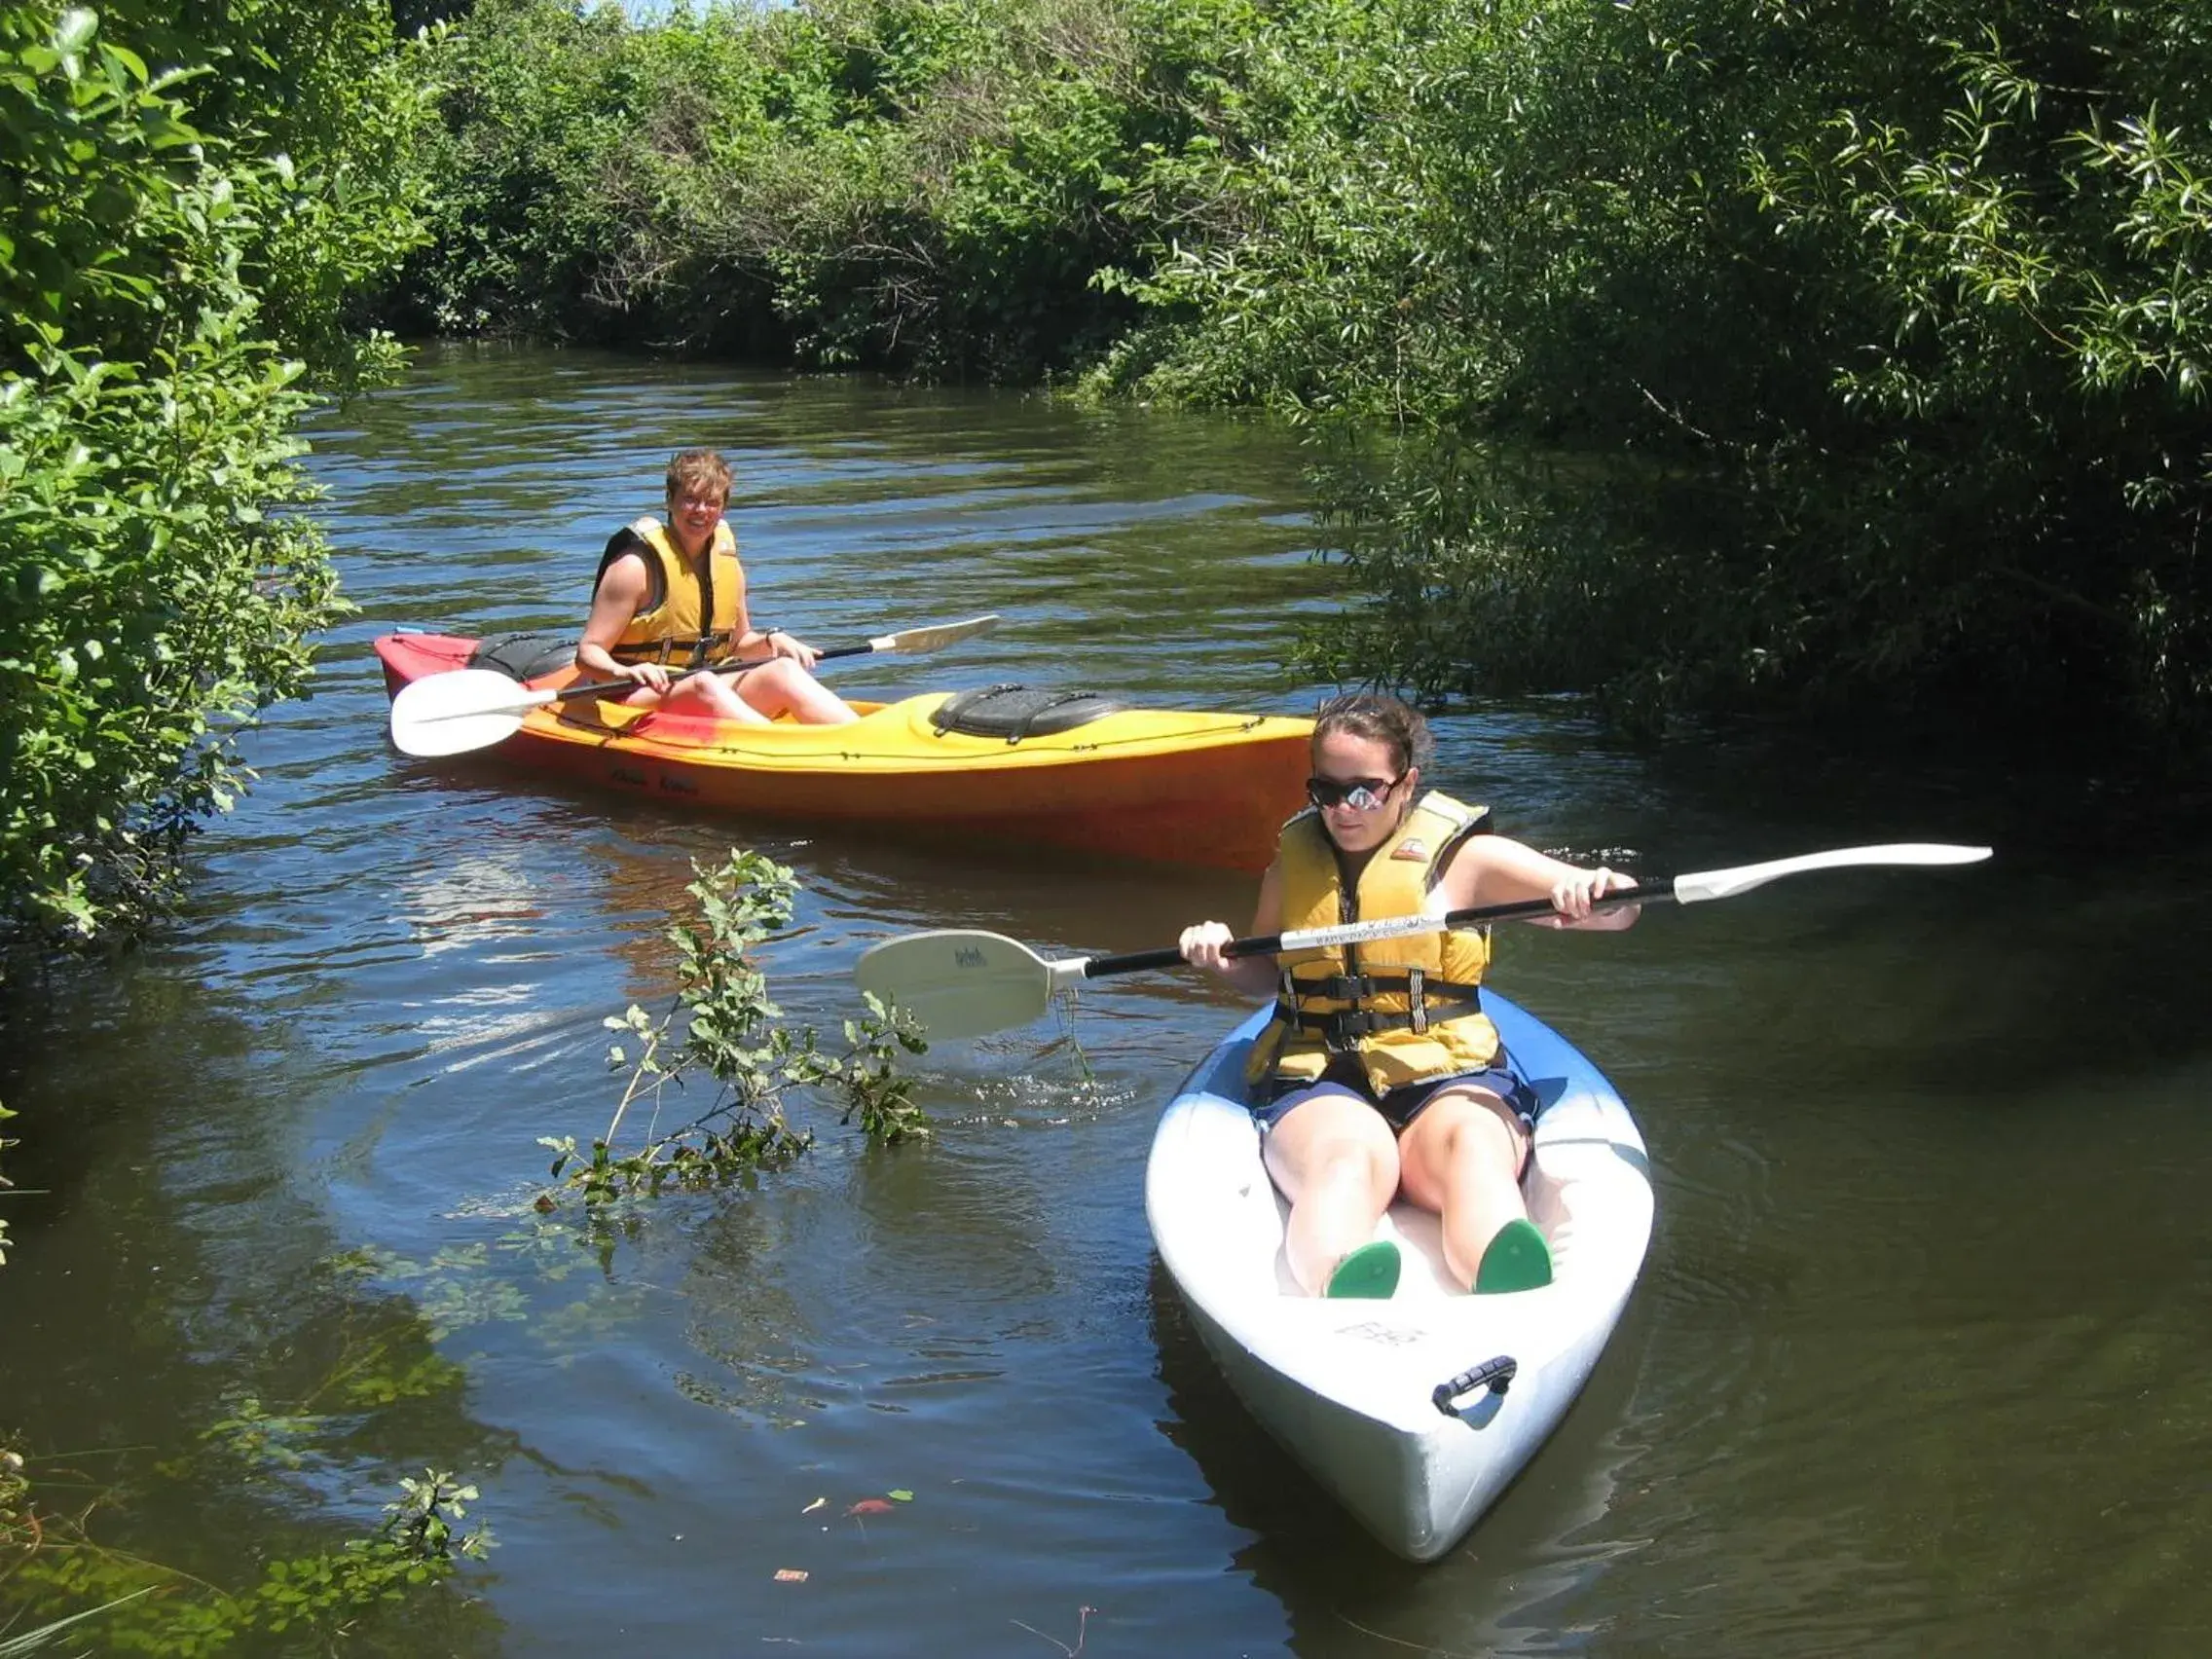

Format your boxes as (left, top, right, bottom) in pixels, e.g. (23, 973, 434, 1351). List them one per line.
(1474, 1217, 1553, 1294)
(1325, 1239, 1402, 1300)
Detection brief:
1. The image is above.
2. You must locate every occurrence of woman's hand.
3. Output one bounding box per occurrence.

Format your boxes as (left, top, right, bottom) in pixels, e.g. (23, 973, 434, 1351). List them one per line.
(757, 629, 820, 669)
(1179, 921, 1236, 972)
(1544, 866, 1641, 928)
(620, 660, 672, 693)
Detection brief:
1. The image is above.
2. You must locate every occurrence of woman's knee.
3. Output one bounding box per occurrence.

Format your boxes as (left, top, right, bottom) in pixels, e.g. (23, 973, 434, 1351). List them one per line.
(754, 659, 826, 700)
(679, 674, 761, 720)
(1288, 1134, 1395, 1209)
(1402, 1093, 1525, 1191)
(745, 658, 834, 715)
(1315, 1133, 1388, 1176)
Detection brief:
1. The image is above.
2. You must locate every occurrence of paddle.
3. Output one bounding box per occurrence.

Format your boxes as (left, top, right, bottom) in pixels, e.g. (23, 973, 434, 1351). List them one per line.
(853, 841, 1994, 1039)
(388, 613, 1002, 758)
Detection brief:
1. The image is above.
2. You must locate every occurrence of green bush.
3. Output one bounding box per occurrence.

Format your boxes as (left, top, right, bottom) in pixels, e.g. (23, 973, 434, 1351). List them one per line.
(399, 0, 2212, 745)
(1, 1, 436, 1269)
(1282, 0, 2212, 739)
(397, 0, 1163, 373)
(0, 2, 436, 956)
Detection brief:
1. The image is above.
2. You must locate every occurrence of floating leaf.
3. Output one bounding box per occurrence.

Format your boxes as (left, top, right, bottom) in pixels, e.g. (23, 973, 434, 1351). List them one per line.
(887, 1490, 914, 1502)
(773, 1568, 808, 1583)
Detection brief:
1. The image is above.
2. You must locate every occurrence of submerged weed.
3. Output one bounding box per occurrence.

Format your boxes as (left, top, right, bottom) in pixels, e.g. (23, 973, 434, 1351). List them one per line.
(538, 850, 928, 1210)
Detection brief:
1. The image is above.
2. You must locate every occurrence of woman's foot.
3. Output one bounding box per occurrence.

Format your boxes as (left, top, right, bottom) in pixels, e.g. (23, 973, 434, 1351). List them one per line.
(1473, 1217, 1552, 1294)
(1324, 1239, 1402, 1299)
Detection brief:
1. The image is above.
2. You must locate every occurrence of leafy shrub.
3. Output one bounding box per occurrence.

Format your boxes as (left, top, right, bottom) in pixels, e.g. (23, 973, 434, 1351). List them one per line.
(0, 2, 437, 957)
(1287, 0, 2212, 740)
(401, 0, 2212, 745)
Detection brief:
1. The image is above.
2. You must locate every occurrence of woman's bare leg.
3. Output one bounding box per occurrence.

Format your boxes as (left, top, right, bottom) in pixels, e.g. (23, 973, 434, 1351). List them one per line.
(626, 673, 771, 723)
(1261, 1087, 1401, 1295)
(1395, 1088, 1532, 1289)
(730, 659, 859, 724)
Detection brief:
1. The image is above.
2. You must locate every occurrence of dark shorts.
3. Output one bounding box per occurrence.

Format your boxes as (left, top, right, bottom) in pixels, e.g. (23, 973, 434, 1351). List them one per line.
(1251, 1055, 1540, 1137)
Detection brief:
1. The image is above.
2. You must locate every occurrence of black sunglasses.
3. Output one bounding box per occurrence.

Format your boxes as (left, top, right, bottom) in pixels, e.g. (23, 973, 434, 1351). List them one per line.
(1306, 772, 1405, 811)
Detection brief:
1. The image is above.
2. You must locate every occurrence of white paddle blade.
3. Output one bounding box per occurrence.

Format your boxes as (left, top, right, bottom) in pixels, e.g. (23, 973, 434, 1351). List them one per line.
(1672, 842, 1992, 904)
(387, 669, 552, 757)
(854, 929, 1057, 1040)
(866, 613, 1002, 655)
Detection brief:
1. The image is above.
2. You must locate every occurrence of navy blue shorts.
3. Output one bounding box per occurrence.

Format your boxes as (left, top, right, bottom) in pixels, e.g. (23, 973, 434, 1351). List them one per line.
(1252, 1057, 1540, 1136)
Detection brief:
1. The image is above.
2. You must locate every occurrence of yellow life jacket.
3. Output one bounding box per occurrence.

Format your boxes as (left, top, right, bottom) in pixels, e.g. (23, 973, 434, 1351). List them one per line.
(1245, 791, 1499, 1095)
(596, 515, 745, 667)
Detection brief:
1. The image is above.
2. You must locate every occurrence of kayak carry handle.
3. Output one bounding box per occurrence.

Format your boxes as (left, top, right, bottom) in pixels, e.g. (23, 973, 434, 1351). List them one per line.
(1432, 1356, 1517, 1418)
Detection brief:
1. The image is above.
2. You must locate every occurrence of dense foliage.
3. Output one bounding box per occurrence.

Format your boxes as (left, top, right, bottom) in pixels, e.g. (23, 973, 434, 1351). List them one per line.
(1262, 0, 2212, 739)
(394, 0, 2212, 747)
(0, 1, 436, 968)
(397, 0, 2212, 748)
(396, 0, 1164, 374)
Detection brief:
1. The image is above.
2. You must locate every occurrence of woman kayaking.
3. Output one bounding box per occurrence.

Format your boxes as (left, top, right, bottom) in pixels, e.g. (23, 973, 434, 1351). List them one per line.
(576, 448, 858, 725)
(1178, 691, 1639, 1299)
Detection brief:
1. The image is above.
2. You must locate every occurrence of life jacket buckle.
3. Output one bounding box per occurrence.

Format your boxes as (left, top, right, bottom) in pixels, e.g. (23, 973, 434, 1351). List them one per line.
(1319, 1010, 1379, 1052)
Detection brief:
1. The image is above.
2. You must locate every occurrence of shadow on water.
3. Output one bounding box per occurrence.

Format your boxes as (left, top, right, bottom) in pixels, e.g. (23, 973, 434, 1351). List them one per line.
(0, 966, 515, 1651)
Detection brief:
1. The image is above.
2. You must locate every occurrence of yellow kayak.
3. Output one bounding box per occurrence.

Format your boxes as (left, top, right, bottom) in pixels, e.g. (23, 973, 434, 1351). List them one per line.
(377, 632, 1313, 870)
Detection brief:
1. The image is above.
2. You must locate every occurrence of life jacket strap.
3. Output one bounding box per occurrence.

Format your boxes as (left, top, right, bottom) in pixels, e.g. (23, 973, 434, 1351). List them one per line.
(1272, 984, 1485, 1055)
(1279, 973, 1484, 1005)
(609, 634, 720, 665)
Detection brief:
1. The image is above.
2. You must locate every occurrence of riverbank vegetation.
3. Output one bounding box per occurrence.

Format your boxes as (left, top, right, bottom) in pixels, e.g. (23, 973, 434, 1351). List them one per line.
(0, 0, 437, 970)
(396, 0, 2212, 752)
(1, 3, 451, 1640)
(3, 1203, 508, 1651)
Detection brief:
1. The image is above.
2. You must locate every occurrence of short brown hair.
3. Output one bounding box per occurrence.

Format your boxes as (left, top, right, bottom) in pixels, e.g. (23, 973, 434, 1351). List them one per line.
(665, 448, 732, 505)
(1311, 690, 1435, 775)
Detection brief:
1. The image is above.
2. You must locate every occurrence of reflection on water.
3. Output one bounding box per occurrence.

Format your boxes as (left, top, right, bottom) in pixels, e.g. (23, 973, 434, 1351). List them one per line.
(3, 347, 2212, 1654)
(399, 846, 553, 959)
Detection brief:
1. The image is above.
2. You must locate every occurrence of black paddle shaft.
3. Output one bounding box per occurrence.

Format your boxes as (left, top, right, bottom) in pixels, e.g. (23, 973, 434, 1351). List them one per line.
(1081, 884, 1668, 980)
(550, 640, 872, 705)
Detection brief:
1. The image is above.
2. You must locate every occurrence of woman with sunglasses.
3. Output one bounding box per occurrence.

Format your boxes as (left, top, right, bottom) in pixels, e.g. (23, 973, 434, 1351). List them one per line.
(1178, 691, 1639, 1300)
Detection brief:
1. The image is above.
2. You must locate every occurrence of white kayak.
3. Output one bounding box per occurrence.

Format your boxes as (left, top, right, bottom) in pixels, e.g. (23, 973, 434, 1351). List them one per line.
(1145, 992, 1654, 1562)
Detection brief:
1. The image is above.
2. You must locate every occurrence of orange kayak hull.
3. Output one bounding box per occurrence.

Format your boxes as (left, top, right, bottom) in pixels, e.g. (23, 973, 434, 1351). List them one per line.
(375, 633, 1312, 871)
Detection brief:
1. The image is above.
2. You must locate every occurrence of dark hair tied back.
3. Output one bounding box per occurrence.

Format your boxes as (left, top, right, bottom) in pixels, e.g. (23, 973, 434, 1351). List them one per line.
(1311, 690, 1434, 776)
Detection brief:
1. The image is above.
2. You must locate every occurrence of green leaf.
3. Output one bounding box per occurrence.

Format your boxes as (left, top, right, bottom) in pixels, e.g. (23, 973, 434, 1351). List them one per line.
(52, 8, 97, 55)
(101, 41, 147, 83)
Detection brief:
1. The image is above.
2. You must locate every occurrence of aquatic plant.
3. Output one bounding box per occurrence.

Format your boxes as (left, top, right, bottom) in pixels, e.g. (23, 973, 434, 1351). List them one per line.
(2, 1446, 490, 1654)
(538, 848, 929, 1209)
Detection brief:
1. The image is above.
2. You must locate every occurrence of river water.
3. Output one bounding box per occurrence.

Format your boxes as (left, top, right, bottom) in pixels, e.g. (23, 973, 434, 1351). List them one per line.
(4, 347, 2211, 1656)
